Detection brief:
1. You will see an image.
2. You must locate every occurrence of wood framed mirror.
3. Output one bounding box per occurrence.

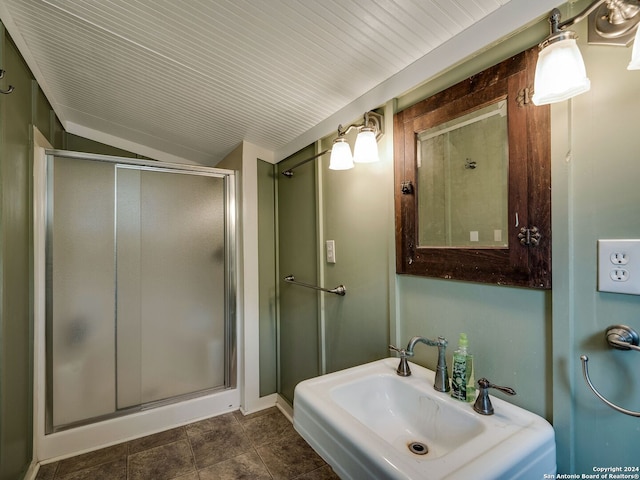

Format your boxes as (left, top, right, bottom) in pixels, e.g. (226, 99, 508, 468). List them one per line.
(394, 47, 551, 289)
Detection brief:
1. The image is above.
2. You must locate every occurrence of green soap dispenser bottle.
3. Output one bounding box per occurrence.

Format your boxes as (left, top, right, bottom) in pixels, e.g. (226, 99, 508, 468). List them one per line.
(451, 333, 475, 402)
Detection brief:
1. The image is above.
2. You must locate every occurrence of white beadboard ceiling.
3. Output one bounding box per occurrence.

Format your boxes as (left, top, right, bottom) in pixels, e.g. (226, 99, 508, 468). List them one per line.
(0, 0, 561, 165)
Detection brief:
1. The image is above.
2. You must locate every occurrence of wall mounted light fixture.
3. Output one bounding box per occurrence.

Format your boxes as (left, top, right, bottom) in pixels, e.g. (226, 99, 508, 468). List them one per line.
(282, 111, 384, 177)
(329, 111, 384, 170)
(532, 0, 640, 106)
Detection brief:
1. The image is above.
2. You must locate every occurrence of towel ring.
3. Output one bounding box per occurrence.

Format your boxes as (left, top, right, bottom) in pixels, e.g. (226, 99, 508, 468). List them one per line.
(580, 325, 640, 417)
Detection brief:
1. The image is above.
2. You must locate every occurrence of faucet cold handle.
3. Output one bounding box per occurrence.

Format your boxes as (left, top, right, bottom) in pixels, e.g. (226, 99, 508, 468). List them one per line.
(473, 377, 516, 415)
(389, 345, 412, 377)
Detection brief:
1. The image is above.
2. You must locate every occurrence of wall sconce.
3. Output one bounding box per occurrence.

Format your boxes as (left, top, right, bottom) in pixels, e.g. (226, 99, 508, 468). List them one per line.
(282, 111, 384, 177)
(532, 0, 640, 106)
(329, 111, 384, 170)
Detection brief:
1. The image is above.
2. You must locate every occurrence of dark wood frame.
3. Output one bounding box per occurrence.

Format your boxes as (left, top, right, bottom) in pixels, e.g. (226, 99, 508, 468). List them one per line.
(394, 47, 551, 289)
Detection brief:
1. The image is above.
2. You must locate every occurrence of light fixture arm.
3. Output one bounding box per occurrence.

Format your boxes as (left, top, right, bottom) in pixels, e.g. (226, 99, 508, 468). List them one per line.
(336, 123, 357, 137)
(336, 110, 384, 140)
(552, 1, 606, 33)
(549, 0, 640, 39)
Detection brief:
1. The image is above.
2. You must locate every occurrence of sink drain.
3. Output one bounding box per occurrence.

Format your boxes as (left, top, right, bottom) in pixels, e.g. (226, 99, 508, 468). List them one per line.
(408, 441, 429, 455)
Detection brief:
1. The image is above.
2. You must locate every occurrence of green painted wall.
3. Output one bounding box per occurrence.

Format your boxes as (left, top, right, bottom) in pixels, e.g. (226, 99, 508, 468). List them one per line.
(33, 82, 51, 142)
(319, 125, 392, 373)
(0, 26, 70, 480)
(398, 278, 551, 418)
(276, 123, 395, 405)
(65, 133, 138, 158)
(0, 27, 35, 480)
(277, 146, 319, 404)
(551, 6, 640, 471)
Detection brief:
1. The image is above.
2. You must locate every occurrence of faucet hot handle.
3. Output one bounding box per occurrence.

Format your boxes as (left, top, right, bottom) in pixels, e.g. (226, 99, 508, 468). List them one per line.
(389, 345, 412, 377)
(479, 378, 516, 396)
(473, 378, 516, 415)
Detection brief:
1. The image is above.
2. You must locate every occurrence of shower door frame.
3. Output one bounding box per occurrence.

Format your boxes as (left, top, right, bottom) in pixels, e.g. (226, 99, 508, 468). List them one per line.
(41, 149, 237, 434)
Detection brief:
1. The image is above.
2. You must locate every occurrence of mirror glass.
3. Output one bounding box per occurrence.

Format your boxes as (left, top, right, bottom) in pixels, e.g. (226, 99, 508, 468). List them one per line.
(417, 100, 508, 248)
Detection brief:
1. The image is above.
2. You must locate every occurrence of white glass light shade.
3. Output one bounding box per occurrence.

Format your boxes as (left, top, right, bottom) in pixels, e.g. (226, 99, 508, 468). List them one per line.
(532, 36, 591, 105)
(329, 138, 354, 170)
(628, 26, 640, 70)
(353, 128, 379, 163)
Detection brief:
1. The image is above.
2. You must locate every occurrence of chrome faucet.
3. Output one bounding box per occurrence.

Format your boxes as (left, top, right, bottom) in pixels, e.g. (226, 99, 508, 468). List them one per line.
(389, 336, 450, 392)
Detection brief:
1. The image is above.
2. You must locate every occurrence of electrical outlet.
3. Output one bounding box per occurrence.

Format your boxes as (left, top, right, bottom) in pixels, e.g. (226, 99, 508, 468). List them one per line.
(598, 240, 640, 294)
(610, 269, 629, 282)
(610, 252, 629, 265)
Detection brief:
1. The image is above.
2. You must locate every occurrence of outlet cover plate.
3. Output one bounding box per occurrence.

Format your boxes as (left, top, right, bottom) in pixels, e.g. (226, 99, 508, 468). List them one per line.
(598, 239, 640, 295)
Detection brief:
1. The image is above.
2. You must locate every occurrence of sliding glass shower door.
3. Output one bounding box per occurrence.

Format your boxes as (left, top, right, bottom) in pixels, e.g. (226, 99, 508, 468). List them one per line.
(115, 166, 227, 409)
(46, 152, 235, 432)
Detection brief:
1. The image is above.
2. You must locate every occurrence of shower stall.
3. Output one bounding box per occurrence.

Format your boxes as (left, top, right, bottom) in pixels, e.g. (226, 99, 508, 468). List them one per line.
(35, 150, 238, 459)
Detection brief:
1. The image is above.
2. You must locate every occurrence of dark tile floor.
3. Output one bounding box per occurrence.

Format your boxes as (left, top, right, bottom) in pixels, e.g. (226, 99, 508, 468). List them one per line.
(35, 407, 340, 480)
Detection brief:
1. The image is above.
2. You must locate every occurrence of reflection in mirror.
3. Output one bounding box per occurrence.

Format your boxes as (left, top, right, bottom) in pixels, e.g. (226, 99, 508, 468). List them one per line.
(417, 101, 508, 248)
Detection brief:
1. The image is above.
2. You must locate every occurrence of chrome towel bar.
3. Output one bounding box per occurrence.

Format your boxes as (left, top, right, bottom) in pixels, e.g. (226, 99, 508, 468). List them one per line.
(580, 324, 640, 417)
(283, 275, 346, 296)
(281, 150, 330, 177)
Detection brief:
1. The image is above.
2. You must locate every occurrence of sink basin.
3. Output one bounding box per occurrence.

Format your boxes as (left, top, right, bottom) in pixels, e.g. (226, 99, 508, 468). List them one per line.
(330, 373, 485, 460)
(294, 358, 556, 480)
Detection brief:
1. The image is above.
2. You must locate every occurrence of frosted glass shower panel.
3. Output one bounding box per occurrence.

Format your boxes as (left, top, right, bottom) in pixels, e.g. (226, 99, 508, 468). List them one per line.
(46, 152, 234, 432)
(116, 167, 226, 407)
(49, 157, 116, 427)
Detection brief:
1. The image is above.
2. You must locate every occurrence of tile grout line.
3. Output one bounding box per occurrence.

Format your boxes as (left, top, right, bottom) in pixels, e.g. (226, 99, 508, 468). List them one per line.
(252, 445, 275, 479)
(126, 436, 130, 480)
(54, 461, 60, 480)
(236, 413, 276, 478)
(183, 424, 200, 477)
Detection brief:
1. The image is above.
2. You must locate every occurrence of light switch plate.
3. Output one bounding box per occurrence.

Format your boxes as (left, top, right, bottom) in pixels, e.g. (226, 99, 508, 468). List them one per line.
(598, 239, 640, 295)
(326, 240, 336, 264)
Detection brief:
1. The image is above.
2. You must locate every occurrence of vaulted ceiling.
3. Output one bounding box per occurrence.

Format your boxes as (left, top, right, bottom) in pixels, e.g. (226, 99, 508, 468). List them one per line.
(0, 0, 561, 165)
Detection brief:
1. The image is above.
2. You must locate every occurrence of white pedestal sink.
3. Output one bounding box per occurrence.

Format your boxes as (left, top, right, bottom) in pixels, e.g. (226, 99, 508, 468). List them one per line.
(294, 358, 556, 480)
